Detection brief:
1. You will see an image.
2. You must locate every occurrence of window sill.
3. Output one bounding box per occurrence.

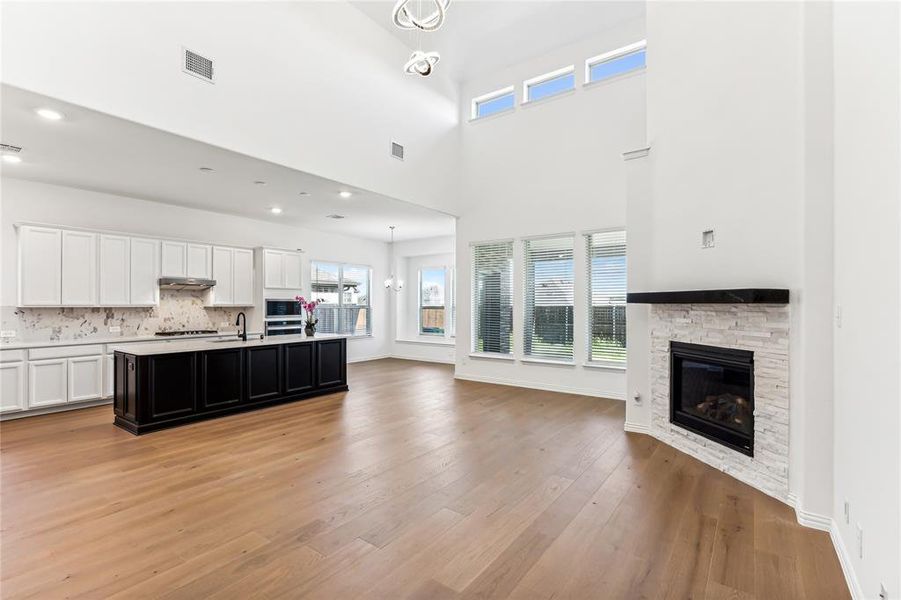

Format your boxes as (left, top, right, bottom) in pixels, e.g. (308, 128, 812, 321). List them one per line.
(396, 338, 455, 347)
(468, 352, 514, 361)
(583, 361, 626, 371)
(345, 334, 373, 341)
(521, 357, 575, 367)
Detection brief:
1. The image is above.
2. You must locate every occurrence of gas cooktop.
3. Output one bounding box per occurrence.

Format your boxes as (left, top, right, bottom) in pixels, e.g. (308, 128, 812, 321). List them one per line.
(154, 330, 219, 337)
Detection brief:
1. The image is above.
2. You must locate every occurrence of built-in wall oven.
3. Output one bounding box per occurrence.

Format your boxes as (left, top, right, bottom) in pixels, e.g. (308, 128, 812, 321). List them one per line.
(264, 299, 304, 336)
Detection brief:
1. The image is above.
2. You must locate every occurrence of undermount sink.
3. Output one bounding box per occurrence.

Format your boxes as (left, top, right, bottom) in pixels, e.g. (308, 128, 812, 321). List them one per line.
(208, 338, 244, 343)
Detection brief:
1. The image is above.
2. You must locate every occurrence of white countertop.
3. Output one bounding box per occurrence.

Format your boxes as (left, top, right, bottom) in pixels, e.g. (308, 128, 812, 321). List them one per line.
(110, 333, 344, 356)
(0, 331, 255, 351)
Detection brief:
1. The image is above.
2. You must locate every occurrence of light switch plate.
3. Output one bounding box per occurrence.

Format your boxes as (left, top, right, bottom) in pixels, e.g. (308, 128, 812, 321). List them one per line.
(702, 229, 715, 248)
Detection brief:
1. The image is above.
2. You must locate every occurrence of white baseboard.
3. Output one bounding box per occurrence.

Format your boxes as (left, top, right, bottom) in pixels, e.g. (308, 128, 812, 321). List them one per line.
(786, 493, 832, 532)
(623, 421, 650, 434)
(0, 397, 112, 421)
(347, 354, 391, 364)
(390, 354, 455, 365)
(453, 372, 625, 401)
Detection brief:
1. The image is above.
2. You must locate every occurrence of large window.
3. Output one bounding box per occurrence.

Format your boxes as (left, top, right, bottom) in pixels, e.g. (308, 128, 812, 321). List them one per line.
(524, 66, 575, 103)
(311, 261, 371, 336)
(585, 41, 646, 84)
(586, 231, 627, 363)
(471, 241, 513, 355)
(524, 236, 574, 361)
(419, 267, 446, 335)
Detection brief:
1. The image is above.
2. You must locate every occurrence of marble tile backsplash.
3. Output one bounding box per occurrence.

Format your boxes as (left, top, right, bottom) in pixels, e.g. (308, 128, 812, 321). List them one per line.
(1, 290, 244, 342)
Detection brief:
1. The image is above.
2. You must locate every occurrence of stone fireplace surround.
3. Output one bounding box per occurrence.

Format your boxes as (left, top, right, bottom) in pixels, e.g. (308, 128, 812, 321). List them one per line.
(648, 302, 790, 501)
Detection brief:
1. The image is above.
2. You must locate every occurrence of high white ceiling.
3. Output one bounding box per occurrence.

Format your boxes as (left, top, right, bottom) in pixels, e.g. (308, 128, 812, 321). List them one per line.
(350, 1, 645, 82)
(0, 86, 455, 242)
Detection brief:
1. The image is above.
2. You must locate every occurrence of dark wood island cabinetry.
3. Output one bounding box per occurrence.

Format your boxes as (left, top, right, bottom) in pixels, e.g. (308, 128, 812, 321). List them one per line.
(112, 336, 347, 434)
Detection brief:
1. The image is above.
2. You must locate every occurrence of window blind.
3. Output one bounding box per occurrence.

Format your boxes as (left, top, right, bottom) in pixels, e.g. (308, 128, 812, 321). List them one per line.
(311, 261, 371, 336)
(524, 237, 574, 361)
(471, 242, 513, 354)
(586, 231, 627, 363)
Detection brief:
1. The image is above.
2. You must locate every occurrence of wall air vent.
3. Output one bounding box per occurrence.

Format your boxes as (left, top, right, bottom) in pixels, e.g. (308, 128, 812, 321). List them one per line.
(391, 141, 404, 161)
(0, 144, 22, 153)
(181, 47, 215, 83)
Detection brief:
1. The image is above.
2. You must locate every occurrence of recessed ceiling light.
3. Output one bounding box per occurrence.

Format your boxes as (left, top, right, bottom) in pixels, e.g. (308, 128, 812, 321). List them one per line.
(199, 167, 214, 172)
(270, 207, 283, 214)
(35, 108, 64, 121)
(2, 155, 22, 164)
(326, 214, 346, 219)
(338, 191, 353, 198)
(254, 180, 266, 185)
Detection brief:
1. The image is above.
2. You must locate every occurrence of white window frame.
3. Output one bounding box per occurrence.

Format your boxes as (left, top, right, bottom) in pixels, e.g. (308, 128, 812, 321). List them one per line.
(522, 234, 576, 364)
(471, 85, 515, 120)
(523, 65, 575, 104)
(584, 229, 627, 366)
(310, 260, 373, 337)
(584, 40, 647, 85)
(418, 265, 448, 337)
(470, 239, 515, 357)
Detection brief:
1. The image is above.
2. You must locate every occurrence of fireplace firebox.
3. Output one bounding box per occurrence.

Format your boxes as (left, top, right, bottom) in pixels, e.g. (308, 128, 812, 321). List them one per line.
(670, 341, 754, 456)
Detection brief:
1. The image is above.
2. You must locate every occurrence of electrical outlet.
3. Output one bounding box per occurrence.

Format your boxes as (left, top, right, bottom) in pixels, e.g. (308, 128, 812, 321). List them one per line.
(220, 322, 229, 328)
(844, 500, 850, 524)
(632, 391, 642, 404)
(879, 583, 887, 600)
(109, 326, 121, 333)
(0, 330, 16, 338)
(857, 524, 863, 559)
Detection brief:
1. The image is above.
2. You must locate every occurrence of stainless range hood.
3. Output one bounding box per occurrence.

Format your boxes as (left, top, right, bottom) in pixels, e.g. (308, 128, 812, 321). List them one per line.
(158, 277, 216, 290)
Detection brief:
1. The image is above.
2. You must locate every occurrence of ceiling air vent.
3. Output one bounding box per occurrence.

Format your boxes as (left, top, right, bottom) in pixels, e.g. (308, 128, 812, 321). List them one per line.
(326, 214, 346, 220)
(0, 144, 22, 154)
(181, 47, 215, 83)
(391, 141, 404, 161)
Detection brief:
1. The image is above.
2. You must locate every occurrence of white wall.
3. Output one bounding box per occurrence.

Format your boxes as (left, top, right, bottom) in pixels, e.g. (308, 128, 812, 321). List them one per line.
(454, 18, 646, 400)
(0, 178, 393, 363)
(832, 2, 900, 597)
(0, 1, 460, 215)
(390, 236, 456, 364)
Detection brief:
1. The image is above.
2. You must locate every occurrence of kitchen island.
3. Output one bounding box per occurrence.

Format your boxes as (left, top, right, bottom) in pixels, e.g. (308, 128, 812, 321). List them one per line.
(111, 334, 347, 434)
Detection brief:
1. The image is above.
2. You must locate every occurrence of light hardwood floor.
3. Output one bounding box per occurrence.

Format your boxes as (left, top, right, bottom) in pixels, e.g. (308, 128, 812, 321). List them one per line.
(1, 359, 848, 599)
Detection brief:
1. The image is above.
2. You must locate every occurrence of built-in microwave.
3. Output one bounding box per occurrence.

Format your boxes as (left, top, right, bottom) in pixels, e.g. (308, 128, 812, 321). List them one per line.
(265, 298, 302, 319)
(264, 320, 306, 336)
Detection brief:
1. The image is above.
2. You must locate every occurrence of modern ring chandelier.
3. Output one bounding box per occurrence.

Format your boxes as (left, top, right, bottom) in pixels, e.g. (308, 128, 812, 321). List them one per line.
(392, 0, 450, 77)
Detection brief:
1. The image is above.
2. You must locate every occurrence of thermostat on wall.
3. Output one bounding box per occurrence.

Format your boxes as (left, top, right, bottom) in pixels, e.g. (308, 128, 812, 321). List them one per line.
(701, 229, 715, 249)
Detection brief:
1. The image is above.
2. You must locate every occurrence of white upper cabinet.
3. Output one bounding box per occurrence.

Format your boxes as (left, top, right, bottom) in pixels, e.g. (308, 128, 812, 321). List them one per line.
(210, 246, 234, 305)
(99, 235, 130, 306)
(207, 246, 254, 306)
(130, 237, 160, 306)
(160, 241, 187, 278)
(18, 225, 62, 306)
(232, 248, 254, 306)
(186, 243, 212, 279)
(263, 248, 302, 290)
(61, 230, 98, 306)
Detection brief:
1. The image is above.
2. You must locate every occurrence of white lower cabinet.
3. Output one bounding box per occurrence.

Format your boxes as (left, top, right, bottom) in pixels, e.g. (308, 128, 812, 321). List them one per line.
(28, 358, 68, 408)
(68, 355, 103, 402)
(0, 362, 27, 414)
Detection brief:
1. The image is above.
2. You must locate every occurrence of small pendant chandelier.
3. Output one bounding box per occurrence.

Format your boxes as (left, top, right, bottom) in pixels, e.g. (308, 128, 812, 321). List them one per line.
(384, 226, 404, 292)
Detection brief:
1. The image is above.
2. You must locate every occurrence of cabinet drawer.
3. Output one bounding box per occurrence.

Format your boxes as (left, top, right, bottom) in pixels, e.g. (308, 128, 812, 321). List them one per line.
(29, 345, 105, 360)
(0, 349, 26, 363)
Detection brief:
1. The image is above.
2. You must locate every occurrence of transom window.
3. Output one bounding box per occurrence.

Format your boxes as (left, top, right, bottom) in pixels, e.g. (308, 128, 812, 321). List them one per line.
(523, 236, 575, 361)
(311, 261, 372, 336)
(419, 267, 446, 335)
(585, 231, 627, 363)
(472, 86, 515, 119)
(524, 66, 575, 103)
(585, 40, 647, 84)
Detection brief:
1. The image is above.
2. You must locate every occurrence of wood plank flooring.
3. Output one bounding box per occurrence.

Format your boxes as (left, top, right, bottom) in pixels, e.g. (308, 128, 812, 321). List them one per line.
(0, 359, 849, 599)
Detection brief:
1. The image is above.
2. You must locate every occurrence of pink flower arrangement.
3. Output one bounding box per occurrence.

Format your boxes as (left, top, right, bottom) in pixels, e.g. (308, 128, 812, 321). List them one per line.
(295, 296, 323, 329)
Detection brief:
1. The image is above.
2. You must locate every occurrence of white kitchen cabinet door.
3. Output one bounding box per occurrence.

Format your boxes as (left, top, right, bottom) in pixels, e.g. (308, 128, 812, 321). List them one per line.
(68, 355, 103, 402)
(211, 247, 234, 305)
(263, 249, 285, 288)
(104, 354, 114, 398)
(284, 252, 302, 289)
(186, 243, 212, 279)
(0, 362, 27, 414)
(61, 230, 98, 306)
(18, 225, 62, 306)
(99, 235, 130, 306)
(28, 358, 68, 408)
(160, 241, 187, 277)
(130, 237, 160, 306)
(232, 248, 254, 305)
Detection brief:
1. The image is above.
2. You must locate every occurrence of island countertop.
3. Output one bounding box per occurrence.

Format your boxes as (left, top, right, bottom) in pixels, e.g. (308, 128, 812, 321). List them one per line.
(110, 333, 345, 356)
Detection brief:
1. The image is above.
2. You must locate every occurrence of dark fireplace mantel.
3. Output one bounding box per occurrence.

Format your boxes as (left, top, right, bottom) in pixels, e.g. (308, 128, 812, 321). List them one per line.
(627, 288, 789, 304)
